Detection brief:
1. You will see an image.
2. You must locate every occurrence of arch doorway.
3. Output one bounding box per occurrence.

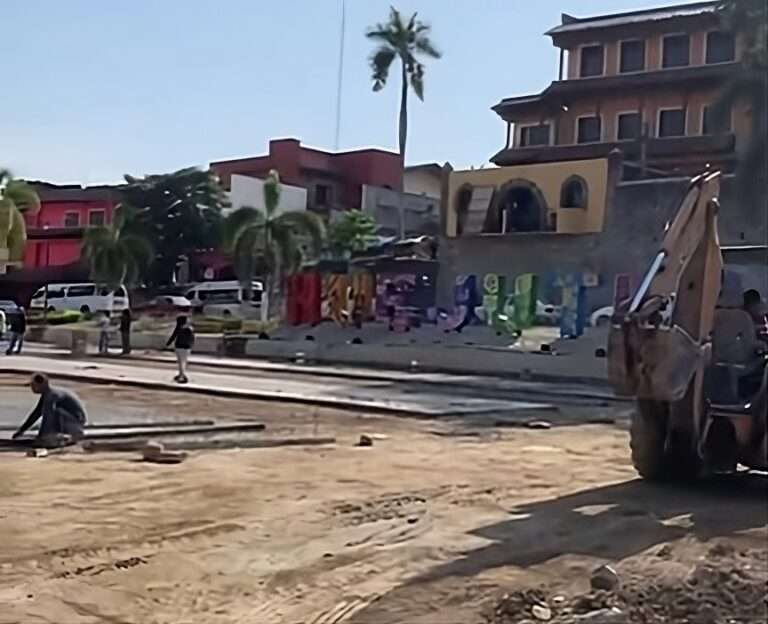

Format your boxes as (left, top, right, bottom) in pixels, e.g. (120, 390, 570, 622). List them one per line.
(493, 180, 548, 233)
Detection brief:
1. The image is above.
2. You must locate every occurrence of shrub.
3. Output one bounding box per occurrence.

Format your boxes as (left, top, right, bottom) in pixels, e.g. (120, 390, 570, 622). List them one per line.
(46, 310, 83, 325)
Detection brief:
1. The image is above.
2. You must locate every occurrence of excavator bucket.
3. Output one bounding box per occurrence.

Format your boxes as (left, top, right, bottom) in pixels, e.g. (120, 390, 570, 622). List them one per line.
(608, 172, 722, 403)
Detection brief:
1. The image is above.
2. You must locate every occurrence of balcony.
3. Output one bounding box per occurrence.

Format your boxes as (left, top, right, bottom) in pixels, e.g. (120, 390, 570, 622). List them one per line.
(491, 133, 736, 167)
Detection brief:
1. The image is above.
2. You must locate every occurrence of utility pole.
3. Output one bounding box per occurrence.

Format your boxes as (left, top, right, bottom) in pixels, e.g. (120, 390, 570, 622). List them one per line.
(334, 0, 346, 151)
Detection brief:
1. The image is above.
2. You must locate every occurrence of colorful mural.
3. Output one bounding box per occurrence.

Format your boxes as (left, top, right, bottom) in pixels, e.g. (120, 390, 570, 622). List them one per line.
(556, 273, 588, 338)
(437, 274, 481, 332)
(320, 272, 375, 327)
(285, 272, 321, 326)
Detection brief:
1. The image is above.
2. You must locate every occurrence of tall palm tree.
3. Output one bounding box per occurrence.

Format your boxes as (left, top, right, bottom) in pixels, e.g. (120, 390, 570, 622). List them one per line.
(223, 170, 325, 318)
(366, 7, 441, 165)
(81, 205, 153, 289)
(0, 170, 40, 272)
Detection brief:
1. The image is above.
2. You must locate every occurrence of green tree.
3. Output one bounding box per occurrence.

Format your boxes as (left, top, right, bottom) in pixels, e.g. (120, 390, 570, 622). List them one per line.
(715, 0, 767, 195)
(81, 206, 154, 290)
(328, 210, 378, 258)
(121, 167, 227, 286)
(223, 170, 325, 317)
(0, 170, 40, 272)
(366, 7, 441, 164)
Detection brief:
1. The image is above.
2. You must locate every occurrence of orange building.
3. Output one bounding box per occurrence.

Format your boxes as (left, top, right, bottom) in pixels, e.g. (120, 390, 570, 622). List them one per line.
(491, 1, 748, 178)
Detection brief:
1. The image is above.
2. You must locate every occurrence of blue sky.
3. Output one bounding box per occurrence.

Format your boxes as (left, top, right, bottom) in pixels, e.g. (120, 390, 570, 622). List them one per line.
(2, 0, 698, 184)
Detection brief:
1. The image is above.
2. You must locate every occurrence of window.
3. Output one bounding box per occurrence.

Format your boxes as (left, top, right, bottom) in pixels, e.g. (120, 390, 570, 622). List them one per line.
(88, 210, 106, 226)
(706, 31, 735, 64)
(67, 285, 96, 297)
(206, 289, 240, 303)
(560, 176, 588, 209)
(620, 40, 645, 73)
(702, 105, 731, 135)
(617, 112, 642, 140)
(658, 109, 687, 137)
(46, 288, 65, 299)
(315, 184, 330, 206)
(519, 124, 551, 147)
(64, 212, 80, 227)
(662, 34, 690, 68)
(580, 45, 605, 77)
(577, 116, 602, 143)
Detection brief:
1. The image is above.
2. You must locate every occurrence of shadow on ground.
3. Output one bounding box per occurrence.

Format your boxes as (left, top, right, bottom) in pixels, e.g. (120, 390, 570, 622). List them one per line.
(351, 474, 768, 623)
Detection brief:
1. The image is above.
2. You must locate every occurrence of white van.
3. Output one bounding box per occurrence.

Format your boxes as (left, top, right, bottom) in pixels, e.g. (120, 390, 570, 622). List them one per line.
(30, 283, 130, 314)
(184, 280, 263, 317)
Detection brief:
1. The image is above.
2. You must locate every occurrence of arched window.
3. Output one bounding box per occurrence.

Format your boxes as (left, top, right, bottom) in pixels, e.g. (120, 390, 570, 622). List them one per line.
(560, 176, 588, 209)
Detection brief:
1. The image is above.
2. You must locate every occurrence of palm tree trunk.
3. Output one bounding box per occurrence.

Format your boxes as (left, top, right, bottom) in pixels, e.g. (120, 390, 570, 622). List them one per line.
(398, 60, 408, 187)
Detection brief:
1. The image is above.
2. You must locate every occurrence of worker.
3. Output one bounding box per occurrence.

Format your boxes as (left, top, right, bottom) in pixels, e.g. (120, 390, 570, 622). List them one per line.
(11, 373, 87, 447)
(743, 289, 768, 344)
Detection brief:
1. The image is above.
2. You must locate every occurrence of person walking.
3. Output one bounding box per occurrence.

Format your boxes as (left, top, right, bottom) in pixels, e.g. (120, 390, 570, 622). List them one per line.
(97, 310, 111, 355)
(6, 306, 27, 355)
(12, 372, 88, 448)
(120, 308, 132, 355)
(166, 316, 194, 383)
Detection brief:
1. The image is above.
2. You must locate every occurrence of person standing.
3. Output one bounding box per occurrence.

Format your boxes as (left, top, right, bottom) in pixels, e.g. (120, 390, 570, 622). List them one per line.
(6, 306, 27, 355)
(120, 308, 132, 355)
(12, 373, 87, 448)
(97, 311, 111, 355)
(166, 315, 194, 383)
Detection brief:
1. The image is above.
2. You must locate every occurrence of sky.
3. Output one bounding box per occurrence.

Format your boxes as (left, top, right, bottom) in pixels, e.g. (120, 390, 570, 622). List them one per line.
(2, 0, 700, 185)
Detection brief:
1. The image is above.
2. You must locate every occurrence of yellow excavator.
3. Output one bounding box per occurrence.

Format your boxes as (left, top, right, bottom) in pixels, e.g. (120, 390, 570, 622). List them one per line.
(608, 171, 767, 480)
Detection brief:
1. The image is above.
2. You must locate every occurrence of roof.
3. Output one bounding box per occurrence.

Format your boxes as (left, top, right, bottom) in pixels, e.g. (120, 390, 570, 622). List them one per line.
(546, 1, 719, 36)
(404, 163, 442, 176)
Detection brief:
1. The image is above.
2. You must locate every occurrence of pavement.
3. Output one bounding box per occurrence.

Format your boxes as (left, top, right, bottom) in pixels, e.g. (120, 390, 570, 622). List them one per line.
(1, 350, 564, 419)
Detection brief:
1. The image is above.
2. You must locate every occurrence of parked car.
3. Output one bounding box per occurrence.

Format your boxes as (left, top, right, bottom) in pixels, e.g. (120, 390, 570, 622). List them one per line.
(138, 295, 192, 317)
(29, 283, 129, 314)
(184, 280, 263, 317)
(590, 305, 614, 327)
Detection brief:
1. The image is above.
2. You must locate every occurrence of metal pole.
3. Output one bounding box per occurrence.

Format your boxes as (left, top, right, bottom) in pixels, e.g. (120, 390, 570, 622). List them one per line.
(334, 0, 346, 150)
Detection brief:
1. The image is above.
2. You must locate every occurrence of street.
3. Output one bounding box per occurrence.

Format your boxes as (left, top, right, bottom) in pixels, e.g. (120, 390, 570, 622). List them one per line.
(1, 369, 765, 624)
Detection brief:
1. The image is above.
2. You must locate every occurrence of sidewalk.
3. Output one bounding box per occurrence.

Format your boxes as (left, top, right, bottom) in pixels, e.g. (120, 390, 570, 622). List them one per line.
(0, 353, 554, 418)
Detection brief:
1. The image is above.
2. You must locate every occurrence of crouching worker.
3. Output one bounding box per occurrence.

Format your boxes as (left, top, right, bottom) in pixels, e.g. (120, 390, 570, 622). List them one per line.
(12, 373, 87, 448)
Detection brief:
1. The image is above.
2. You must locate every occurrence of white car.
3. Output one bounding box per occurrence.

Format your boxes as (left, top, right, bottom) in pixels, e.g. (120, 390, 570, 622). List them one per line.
(30, 283, 129, 314)
(590, 305, 614, 327)
(184, 280, 263, 317)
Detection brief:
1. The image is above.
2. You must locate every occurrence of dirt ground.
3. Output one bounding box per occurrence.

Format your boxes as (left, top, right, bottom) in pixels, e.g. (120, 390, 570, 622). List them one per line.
(0, 381, 765, 624)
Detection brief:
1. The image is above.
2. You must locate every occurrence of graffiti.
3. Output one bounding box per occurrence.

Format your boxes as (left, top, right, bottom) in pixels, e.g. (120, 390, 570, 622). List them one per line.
(319, 272, 375, 327)
(555, 273, 588, 338)
(437, 274, 481, 332)
(513, 273, 538, 329)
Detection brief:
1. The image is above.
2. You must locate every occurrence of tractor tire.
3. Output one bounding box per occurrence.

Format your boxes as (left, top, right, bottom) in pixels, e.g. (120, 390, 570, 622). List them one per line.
(630, 400, 701, 482)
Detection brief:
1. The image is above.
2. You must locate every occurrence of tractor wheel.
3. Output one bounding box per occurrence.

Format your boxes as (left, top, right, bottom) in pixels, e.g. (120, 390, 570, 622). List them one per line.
(630, 400, 701, 482)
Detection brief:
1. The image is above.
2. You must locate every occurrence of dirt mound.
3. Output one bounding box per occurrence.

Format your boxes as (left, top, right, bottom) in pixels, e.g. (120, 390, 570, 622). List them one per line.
(486, 547, 767, 624)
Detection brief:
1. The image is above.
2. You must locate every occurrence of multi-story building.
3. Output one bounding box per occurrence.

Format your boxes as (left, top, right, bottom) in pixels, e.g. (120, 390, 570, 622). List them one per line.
(211, 138, 402, 214)
(23, 183, 118, 269)
(491, 1, 748, 178)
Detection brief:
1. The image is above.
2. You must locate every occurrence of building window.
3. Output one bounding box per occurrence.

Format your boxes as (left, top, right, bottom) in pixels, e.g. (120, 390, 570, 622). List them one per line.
(579, 45, 605, 77)
(706, 31, 735, 64)
(519, 124, 551, 147)
(617, 112, 642, 140)
(560, 176, 588, 209)
(702, 105, 731, 135)
(577, 116, 602, 143)
(620, 40, 645, 73)
(658, 109, 687, 137)
(88, 210, 106, 226)
(315, 184, 330, 206)
(64, 212, 80, 227)
(662, 34, 690, 68)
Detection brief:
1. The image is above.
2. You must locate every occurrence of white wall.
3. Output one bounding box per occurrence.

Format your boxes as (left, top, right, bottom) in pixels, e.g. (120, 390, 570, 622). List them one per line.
(403, 169, 441, 199)
(361, 185, 440, 238)
(228, 174, 307, 215)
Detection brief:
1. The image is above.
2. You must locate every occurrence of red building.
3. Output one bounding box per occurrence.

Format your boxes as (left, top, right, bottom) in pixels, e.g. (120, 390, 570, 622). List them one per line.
(23, 183, 119, 269)
(210, 138, 403, 212)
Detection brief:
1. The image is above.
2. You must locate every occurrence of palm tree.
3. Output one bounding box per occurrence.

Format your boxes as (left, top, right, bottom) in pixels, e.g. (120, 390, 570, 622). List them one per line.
(81, 205, 153, 289)
(366, 7, 441, 165)
(714, 0, 767, 197)
(223, 170, 325, 318)
(0, 170, 40, 273)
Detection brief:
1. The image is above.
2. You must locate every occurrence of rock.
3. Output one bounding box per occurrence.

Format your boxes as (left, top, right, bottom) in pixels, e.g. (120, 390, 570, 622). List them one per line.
(142, 441, 187, 464)
(531, 604, 552, 620)
(526, 420, 552, 430)
(576, 607, 625, 622)
(26, 448, 49, 458)
(356, 435, 373, 447)
(591, 565, 621, 592)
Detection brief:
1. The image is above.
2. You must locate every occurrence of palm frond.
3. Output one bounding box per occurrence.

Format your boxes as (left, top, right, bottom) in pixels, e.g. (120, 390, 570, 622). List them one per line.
(121, 234, 154, 268)
(8, 207, 27, 261)
(263, 170, 281, 217)
(4, 179, 40, 214)
(274, 210, 327, 255)
(414, 36, 441, 59)
(223, 205, 266, 250)
(410, 63, 425, 100)
(370, 46, 396, 90)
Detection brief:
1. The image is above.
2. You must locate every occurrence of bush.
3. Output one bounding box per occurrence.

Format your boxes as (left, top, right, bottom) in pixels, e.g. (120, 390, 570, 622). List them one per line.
(193, 317, 242, 334)
(46, 310, 83, 325)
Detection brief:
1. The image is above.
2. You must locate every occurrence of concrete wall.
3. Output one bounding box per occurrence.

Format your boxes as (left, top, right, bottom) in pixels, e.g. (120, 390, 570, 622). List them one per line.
(228, 174, 307, 215)
(446, 159, 609, 236)
(403, 169, 441, 199)
(361, 185, 440, 238)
